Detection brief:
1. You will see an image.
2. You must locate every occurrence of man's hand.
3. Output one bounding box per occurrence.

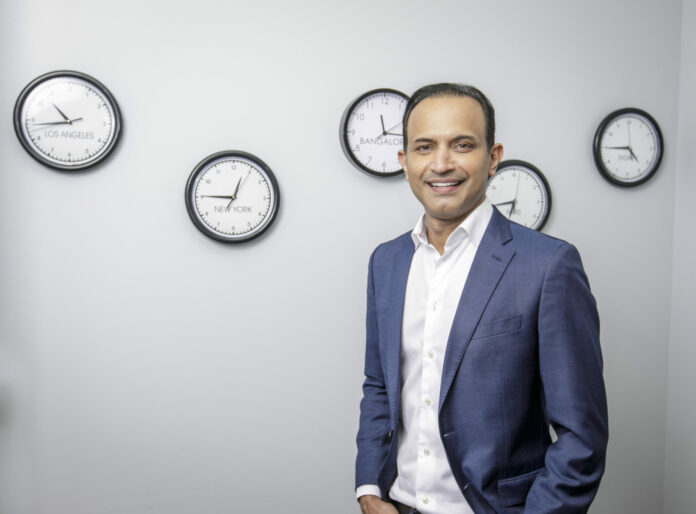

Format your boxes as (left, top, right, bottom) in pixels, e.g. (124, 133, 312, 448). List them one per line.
(358, 495, 399, 514)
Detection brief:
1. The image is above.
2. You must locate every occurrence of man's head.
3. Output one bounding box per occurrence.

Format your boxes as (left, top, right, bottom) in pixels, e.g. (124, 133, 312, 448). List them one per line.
(398, 83, 503, 229)
(402, 83, 496, 151)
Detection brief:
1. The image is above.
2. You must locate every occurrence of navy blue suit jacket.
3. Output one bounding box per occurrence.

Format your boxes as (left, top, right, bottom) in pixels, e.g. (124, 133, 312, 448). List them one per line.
(356, 209, 608, 513)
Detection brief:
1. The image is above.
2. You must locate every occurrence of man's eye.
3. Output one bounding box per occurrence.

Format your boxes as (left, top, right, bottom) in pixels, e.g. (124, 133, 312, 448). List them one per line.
(455, 143, 473, 150)
(416, 145, 432, 151)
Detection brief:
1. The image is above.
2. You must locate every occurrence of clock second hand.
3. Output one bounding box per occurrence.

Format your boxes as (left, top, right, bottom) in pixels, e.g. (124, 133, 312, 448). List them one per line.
(506, 173, 522, 218)
(626, 121, 638, 161)
(374, 120, 403, 139)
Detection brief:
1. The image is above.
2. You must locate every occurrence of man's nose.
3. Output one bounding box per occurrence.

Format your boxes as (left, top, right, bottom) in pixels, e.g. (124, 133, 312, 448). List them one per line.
(431, 147, 453, 174)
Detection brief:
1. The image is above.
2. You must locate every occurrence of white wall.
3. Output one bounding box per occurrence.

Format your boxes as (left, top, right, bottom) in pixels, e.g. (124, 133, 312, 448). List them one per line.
(664, 0, 696, 512)
(0, 1, 683, 513)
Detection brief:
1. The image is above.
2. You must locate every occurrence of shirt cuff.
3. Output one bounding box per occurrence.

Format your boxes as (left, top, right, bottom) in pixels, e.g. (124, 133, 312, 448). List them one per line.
(356, 484, 382, 500)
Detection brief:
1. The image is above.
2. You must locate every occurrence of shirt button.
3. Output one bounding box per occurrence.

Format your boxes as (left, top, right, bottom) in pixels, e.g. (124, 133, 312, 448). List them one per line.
(427, 350, 434, 359)
(424, 398, 432, 406)
(432, 301, 438, 311)
(423, 448, 431, 456)
(422, 497, 430, 505)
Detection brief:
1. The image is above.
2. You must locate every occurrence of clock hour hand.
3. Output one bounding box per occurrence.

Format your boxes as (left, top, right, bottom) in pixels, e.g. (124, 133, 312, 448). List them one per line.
(627, 146, 638, 161)
(53, 103, 71, 122)
(508, 198, 517, 218)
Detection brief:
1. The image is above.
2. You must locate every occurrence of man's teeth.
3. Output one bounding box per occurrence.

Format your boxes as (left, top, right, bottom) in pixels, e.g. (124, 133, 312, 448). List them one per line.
(431, 182, 459, 187)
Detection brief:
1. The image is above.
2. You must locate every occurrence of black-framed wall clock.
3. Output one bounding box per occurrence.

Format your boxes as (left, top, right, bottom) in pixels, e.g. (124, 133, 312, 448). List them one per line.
(340, 88, 409, 177)
(593, 107, 663, 187)
(185, 151, 280, 243)
(13, 70, 122, 171)
(486, 160, 552, 231)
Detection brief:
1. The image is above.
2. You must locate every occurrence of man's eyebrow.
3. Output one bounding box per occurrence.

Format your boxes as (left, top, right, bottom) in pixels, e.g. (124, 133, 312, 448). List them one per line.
(411, 135, 479, 146)
(452, 134, 478, 143)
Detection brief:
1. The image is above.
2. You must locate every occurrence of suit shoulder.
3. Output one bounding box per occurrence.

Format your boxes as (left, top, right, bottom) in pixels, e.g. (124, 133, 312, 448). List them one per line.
(370, 231, 412, 262)
(509, 221, 576, 256)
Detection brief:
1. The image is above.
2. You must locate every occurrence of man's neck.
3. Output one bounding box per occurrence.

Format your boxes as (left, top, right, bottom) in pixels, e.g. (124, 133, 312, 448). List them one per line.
(424, 199, 484, 255)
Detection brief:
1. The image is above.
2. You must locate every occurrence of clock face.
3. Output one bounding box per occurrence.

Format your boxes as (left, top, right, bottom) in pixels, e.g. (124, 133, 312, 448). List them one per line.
(14, 71, 121, 170)
(593, 108, 663, 187)
(340, 88, 409, 177)
(487, 160, 551, 231)
(185, 151, 280, 243)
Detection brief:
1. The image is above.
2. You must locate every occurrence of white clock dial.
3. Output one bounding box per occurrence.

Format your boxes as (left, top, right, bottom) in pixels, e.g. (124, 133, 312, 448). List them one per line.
(594, 108, 663, 187)
(186, 152, 280, 243)
(487, 160, 551, 231)
(340, 88, 408, 176)
(14, 71, 121, 170)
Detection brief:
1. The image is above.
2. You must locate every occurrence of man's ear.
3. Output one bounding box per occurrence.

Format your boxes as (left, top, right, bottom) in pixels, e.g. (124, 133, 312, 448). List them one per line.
(488, 143, 503, 177)
(398, 149, 408, 180)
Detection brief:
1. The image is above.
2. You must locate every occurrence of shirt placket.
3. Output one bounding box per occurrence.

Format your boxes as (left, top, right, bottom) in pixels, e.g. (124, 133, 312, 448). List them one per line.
(416, 248, 444, 511)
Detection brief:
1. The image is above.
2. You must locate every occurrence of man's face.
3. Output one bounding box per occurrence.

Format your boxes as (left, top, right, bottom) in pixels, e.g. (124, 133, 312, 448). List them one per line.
(398, 95, 503, 227)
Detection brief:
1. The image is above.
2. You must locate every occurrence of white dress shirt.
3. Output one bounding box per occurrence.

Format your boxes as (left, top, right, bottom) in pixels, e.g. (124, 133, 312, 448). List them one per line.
(357, 199, 493, 513)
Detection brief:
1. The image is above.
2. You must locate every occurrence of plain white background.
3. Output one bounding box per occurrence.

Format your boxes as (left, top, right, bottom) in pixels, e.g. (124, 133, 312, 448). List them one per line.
(0, 0, 692, 512)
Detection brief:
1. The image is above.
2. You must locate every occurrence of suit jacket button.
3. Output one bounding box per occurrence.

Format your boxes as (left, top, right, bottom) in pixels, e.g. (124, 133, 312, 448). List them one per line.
(386, 430, 393, 441)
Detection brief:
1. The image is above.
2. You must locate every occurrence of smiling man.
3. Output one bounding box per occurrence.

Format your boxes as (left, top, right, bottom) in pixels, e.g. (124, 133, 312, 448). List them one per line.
(355, 83, 608, 514)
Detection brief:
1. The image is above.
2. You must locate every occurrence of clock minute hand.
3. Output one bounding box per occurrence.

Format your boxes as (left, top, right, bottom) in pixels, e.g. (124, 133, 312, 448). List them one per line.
(33, 117, 84, 127)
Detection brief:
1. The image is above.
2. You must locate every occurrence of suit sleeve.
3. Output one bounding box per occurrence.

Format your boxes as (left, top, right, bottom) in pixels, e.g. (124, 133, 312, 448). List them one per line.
(524, 243, 608, 513)
(355, 249, 392, 492)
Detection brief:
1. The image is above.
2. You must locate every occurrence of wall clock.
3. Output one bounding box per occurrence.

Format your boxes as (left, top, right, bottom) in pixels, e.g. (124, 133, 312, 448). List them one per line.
(593, 107, 663, 187)
(13, 70, 122, 171)
(487, 160, 551, 231)
(340, 88, 409, 177)
(185, 151, 280, 243)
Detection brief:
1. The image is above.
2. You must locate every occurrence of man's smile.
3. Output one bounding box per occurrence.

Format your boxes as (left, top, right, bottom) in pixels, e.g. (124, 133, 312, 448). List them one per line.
(426, 179, 465, 193)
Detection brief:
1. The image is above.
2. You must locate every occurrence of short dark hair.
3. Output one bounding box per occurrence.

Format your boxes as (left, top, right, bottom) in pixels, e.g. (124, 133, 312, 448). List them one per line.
(402, 83, 496, 150)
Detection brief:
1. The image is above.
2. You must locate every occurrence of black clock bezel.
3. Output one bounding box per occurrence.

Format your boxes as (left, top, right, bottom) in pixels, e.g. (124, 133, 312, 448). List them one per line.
(13, 70, 123, 171)
(340, 87, 409, 178)
(185, 150, 280, 244)
(489, 159, 552, 232)
(592, 107, 663, 188)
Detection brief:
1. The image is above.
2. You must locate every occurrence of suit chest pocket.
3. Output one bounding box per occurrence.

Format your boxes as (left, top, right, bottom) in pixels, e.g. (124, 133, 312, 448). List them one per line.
(472, 314, 523, 340)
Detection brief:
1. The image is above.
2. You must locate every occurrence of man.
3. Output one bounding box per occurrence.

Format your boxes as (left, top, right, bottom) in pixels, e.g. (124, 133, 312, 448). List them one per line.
(355, 83, 608, 514)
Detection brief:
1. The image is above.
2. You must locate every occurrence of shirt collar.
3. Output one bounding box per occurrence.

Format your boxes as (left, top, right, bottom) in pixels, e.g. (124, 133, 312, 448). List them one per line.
(410, 197, 493, 252)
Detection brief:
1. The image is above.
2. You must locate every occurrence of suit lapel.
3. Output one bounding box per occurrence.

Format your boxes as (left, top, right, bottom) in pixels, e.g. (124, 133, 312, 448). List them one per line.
(381, 235, 415, 422)
(439, 209, 516, 412)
